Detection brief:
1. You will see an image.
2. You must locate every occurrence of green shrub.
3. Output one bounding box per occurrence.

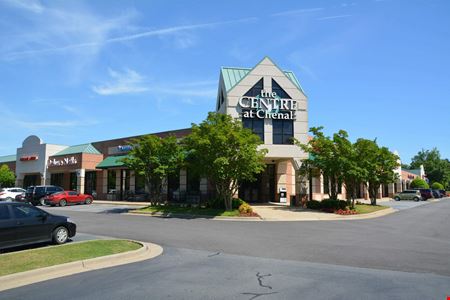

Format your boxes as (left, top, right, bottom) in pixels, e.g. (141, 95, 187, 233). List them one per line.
(306, 200, 322, 210)
(320, 199, 348, 210)
(431, 182, 444, 190)
(238, 203, 253, 214)
(232, 198, 245, 209)
(410, 178, 429, 189)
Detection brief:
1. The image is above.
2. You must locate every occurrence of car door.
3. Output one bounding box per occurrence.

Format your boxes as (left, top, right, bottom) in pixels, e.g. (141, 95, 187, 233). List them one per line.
(11, 204, 51, 244)
(67, 191, 78, 204)
(0, 205, 16, 249)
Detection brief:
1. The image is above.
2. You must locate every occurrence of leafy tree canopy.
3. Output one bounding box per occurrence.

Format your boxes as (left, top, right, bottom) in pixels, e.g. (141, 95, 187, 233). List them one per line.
(410, 177, 429, 189)
(410, 148, 450, 188)
(184, 112, 267, 210)
(0, 164, 15, 188)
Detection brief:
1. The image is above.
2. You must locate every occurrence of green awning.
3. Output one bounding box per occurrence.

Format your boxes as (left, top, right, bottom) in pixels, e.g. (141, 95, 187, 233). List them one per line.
(96, 155, 130, 169)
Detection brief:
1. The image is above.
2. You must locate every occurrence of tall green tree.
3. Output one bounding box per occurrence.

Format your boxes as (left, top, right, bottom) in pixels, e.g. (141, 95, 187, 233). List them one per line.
(410, 148, 450, 188)
(355, 139, 399, 205)
(122, 135, 184, 205)
(185, 112, 267, 210)
(298, 127, 342, 200)
(0, 164, 15, 188)
(334, 131, 366, 208)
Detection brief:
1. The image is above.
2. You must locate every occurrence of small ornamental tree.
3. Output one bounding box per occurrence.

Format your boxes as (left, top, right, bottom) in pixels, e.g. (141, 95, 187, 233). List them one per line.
(122, 135, 184, 205)
(298, 127, 342, 200)
(431, 182, 444, 190)
(185, 112, 267, 211)
(410, 178, 429, 189)
(354, 139, 399, 205)
(0, 164, 15, 188)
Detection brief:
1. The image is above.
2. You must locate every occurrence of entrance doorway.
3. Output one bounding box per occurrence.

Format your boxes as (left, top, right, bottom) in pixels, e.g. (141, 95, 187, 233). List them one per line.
(239, 164, 275, 203)
(23, 174, 39, 188)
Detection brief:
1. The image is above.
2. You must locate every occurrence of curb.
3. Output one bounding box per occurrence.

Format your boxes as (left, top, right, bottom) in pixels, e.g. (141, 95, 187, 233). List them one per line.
(125, 211, 262, 221)
(125, 207, 396, 222)
(0, 240, 163, 292)
(93, 200, 148, 206)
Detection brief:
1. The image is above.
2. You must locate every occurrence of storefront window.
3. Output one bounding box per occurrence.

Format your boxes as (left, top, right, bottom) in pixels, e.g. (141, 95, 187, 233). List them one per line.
(85, 171, 96, 195)
(273, 119, 293, 144)
(187, 169, 200, 193)
(50, 173, 64, 188)
(244, 78, 263, 97)
(243, 117, 264, 142)
(107, 170, 116, 193)
(272, 79, 292, 99)
(69, 172, 77, 191)
(135, 173, 146, 194)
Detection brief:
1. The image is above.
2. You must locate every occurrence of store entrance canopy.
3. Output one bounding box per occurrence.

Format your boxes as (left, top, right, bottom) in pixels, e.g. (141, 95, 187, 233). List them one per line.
(96, 155, 130, 169)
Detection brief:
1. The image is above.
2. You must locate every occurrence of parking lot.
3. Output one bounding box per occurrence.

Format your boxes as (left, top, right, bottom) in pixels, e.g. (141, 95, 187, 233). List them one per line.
(379, 198, 445, 210)
(42, 203, 145, 214)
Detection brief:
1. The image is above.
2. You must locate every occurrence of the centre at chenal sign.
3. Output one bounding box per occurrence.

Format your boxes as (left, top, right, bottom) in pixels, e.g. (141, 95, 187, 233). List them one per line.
(238, 89, 298, 120)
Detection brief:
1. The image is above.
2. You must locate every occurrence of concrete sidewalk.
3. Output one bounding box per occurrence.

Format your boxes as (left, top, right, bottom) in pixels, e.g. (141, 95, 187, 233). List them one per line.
(252, 204, 396, 221)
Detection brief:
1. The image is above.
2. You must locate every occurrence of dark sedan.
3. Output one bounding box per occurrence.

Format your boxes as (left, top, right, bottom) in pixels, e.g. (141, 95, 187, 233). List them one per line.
(0, 202, 76, 250)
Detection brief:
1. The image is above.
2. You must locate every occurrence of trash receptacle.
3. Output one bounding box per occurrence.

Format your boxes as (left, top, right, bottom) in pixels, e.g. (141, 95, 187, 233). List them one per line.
(279, 187, 287, 203)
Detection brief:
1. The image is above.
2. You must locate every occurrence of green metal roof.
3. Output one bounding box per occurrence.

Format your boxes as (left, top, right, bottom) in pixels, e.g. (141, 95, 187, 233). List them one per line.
(0, 155, 16, 163)
(96, 155, 130, 169)
(404, 169, 421, 176)
(54, 143, 101, 156)
(220, 67, 305, 94)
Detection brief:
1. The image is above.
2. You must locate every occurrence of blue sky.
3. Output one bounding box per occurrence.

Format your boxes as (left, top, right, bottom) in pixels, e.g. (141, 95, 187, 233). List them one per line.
(0, 0, 449, 163)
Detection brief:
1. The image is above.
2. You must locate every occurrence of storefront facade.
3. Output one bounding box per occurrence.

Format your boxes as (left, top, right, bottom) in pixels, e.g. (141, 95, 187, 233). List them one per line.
(0, 57, 419, 203)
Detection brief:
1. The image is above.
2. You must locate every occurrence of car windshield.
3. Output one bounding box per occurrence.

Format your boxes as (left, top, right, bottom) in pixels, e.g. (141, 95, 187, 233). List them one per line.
(26, 187, 34, 192)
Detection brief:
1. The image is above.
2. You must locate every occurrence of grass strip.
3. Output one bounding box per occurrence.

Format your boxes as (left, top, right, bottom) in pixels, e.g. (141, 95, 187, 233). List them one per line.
(0, 240, 141, 276)
(134, 206, 240, 217)
(354, 204, 388, 214)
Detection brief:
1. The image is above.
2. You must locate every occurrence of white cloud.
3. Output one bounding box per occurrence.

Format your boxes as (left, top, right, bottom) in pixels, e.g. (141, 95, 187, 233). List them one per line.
(2, 12, 257, 60)
(2, 0, 44, 13)
(317, 14, 352, 21)
(271, 8, 324, 17)
(92, 68, 149, 96)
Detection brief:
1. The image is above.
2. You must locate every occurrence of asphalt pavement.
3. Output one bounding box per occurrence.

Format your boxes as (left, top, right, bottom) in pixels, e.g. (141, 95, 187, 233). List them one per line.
(1, 198, 449, 299)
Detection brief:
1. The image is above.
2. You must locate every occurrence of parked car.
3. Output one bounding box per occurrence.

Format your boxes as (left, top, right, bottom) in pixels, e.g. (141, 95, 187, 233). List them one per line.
(416, 188, 434, 200)
(432, 190, 442, 198)
(439, 190, 447, 197)
(0, 202, 76, 250)
(25, 185, 64, 206)
(393, 190, 422, 201)
(44, 191, 93, 207)
(14, 192, 26, 202)
(0, 188, 26, 202)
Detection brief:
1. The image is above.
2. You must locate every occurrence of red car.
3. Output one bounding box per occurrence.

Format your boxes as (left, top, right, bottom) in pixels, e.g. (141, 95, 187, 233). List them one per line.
(44, 191, 93, 207)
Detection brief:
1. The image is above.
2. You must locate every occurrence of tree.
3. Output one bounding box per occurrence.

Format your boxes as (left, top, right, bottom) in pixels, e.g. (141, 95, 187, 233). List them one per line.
(410, 148, 450, 189)
(0, 164, 15, 188)
(410, 178, 429, 189)
(122, 135, 184, 205)
(298, 127, 342, 200)
(354, 139, 399, 205)
(334, 131, 366, 208)
(431, 182, 444, 190)
(184, 112, 267, 211)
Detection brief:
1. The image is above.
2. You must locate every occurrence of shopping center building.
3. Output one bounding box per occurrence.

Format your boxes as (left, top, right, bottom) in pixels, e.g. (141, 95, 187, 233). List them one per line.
(0, 57, 423, 204)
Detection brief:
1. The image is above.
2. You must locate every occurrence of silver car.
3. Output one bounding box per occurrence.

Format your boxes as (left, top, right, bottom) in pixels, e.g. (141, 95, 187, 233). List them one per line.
(393, 190, 422, 201)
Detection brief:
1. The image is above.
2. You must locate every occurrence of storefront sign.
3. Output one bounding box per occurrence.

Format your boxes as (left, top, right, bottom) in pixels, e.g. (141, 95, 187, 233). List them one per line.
(238, 90, 297, 120)
(108, 145, 133, 155)
(20, 155, 38, 161)
(48, 156, 78, 167)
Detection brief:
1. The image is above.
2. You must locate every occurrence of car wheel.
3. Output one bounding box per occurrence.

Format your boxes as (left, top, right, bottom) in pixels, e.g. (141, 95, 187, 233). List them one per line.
(394, 196, 400, 201)
(85, 197, 92, 205)
(39, 197, 46, 206)
(59, 199, 67, 207)
(52, 226, 69, 245)
(5, 197, 13, 202)
(413, 197, 419, 202)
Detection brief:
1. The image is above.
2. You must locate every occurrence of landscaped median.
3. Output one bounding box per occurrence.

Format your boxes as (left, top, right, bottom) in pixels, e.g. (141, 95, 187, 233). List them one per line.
(129, 201, 260, 219)
(306, 199, 389, 215)
(0, 239, 163, 292)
